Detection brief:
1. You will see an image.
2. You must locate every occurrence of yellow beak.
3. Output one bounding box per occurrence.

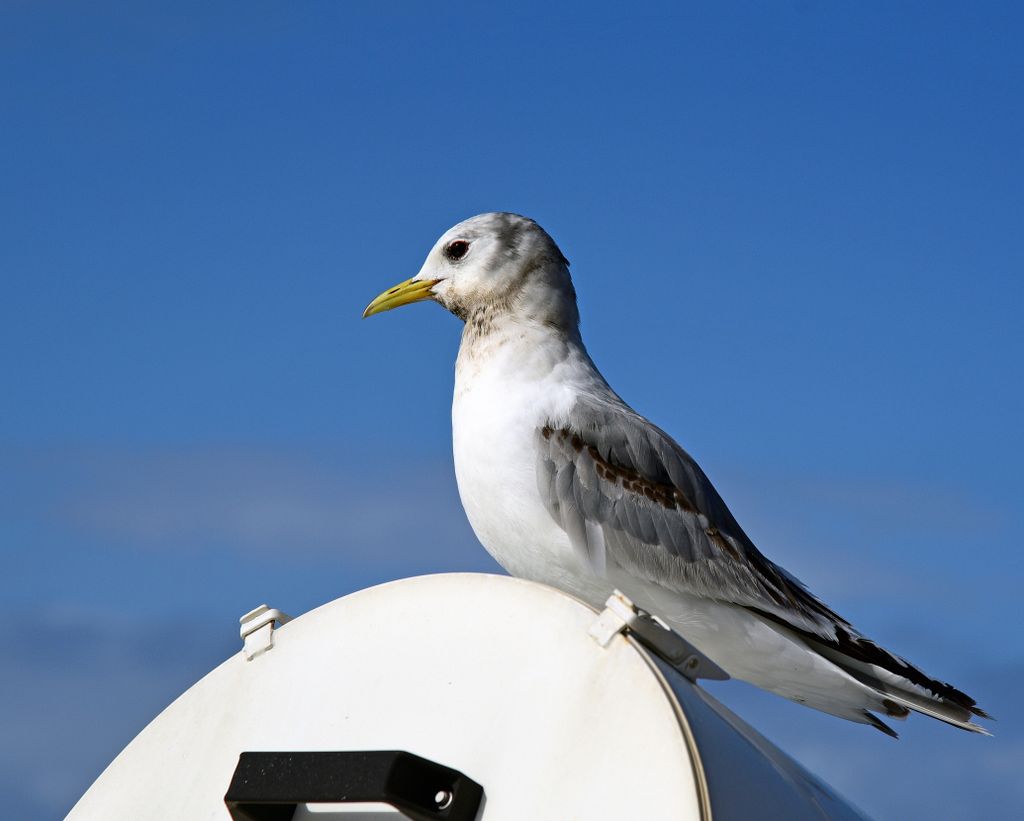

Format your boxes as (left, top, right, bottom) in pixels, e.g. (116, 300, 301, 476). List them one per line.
(362, 277, 442, 318)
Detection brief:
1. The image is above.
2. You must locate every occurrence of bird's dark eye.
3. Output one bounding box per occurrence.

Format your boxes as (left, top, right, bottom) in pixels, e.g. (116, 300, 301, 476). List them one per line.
(445, 240, 470, 261)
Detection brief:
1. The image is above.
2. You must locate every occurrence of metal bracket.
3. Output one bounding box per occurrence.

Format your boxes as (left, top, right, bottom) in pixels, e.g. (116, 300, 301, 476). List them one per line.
(224, 750, 484, 821)
(589, 590, 729, 682)
(240, 604, 293, 661)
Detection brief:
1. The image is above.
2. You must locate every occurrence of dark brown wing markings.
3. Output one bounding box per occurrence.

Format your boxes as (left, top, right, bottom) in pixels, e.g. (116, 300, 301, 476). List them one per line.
(543, 425, 699, 515)
(542, 421, 811, 613)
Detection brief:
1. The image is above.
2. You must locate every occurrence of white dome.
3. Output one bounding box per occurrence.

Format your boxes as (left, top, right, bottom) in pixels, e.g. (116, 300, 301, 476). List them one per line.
(67, 573, 865, 821)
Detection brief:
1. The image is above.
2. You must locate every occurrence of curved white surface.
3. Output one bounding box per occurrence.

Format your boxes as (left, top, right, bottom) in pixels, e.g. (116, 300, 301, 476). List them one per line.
(69, 574, 702, 821)
(68, 573, 868, 820)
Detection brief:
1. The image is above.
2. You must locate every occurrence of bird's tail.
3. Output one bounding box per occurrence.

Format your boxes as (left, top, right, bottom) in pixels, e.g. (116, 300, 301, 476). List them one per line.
(748, 606, 991, 736)
(803, 633, 992, 736)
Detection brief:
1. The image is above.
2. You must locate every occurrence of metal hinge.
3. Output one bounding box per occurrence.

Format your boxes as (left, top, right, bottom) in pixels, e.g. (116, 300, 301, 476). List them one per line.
(589, 590, 729, 682)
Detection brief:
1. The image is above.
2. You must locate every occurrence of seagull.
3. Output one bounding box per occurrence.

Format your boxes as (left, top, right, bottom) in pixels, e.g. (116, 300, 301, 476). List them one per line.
(363, 212, 989, 736)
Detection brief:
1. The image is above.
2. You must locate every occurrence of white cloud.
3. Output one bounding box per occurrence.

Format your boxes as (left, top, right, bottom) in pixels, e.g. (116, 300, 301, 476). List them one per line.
(3, 444, 491, 568)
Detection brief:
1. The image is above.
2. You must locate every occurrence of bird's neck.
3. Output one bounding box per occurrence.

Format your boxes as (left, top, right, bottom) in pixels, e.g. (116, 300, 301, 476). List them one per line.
(457, 310, 577, 375)
(454, 299, 610, 407)
(457, 262, 578, 361)
(462, 263, 580, 340)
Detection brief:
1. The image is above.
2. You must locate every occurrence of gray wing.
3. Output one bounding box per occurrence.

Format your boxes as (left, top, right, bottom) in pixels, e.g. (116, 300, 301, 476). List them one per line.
(538, 393, 990, 723)
(537, 393, 846, 637)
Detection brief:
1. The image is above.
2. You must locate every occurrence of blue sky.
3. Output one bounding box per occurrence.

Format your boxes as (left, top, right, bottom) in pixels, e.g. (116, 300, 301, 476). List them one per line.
(2, 2, 1022, 817)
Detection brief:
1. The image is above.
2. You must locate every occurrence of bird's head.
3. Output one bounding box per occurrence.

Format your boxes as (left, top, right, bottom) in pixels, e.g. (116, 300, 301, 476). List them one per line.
(363, 212, 575, 329)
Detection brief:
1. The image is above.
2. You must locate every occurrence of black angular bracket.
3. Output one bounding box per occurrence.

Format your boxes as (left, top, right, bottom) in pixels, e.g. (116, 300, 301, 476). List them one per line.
(224, 750, 484, 821)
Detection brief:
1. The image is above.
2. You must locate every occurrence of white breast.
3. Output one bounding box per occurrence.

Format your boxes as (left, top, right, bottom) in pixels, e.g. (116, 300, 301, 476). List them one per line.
(451, 325, 595, 593)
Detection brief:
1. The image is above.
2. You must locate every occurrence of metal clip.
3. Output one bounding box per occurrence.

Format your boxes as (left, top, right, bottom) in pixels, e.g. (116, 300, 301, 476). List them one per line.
(589, 590, 729, 682)
(240, 604, 292, 661)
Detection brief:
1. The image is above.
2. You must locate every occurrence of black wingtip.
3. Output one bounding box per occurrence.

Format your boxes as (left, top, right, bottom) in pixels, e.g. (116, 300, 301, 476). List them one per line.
(864, 711, 899, 739)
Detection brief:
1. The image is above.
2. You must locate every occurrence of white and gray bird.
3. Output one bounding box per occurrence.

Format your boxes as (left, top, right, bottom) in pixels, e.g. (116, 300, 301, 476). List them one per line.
(363, 212, 989, 736)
